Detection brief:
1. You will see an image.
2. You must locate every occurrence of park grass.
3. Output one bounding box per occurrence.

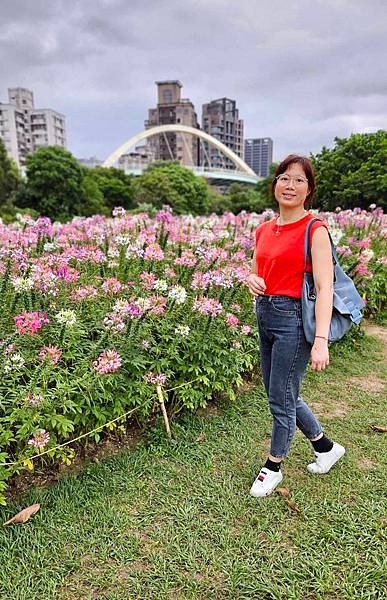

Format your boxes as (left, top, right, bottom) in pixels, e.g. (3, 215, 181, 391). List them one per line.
(0, 329, 386, 600)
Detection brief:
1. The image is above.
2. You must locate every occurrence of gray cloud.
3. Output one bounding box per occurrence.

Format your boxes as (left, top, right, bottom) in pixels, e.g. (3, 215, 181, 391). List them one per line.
(0, 0, 386, 160)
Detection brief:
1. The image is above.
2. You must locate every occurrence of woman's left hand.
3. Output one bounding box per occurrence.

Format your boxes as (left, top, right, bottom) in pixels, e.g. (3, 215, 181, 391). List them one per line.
(311, 338, 329, 371)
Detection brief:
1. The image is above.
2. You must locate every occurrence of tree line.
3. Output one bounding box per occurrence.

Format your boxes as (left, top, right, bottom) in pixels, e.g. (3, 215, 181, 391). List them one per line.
(0, 130, 386, 222)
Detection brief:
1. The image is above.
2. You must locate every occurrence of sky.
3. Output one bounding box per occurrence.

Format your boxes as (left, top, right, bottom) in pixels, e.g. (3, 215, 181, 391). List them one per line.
(1, 0, 386, 163)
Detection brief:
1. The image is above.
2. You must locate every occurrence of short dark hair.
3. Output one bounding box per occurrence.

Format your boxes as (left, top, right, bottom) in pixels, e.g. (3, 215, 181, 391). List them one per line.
(271, 154, 316, 210)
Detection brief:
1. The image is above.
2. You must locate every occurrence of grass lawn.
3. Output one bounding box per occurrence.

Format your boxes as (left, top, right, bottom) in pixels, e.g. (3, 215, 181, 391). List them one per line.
(0, 328, 386, 600)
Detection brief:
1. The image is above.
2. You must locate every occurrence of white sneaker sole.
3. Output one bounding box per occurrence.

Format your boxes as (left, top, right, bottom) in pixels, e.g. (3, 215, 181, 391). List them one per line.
(307, 444, 346, 475)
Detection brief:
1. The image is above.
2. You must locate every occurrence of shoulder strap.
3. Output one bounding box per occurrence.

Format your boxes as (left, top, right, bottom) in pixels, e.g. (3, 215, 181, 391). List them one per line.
(303, 217, 338, 273)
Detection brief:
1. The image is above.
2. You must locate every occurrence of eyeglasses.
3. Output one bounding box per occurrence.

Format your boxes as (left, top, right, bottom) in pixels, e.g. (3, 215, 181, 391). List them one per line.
(276, 175, 308, 186)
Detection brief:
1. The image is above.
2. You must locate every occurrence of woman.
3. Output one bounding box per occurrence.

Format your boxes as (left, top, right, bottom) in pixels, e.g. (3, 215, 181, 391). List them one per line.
(246, 154, 345, 498)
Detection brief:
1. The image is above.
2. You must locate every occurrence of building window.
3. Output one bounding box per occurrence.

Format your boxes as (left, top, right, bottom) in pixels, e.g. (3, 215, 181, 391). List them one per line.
(163, 89, 173, 103)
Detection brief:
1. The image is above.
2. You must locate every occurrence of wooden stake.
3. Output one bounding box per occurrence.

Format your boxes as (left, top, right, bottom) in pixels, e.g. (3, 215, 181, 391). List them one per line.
(156, 385, 171, 439)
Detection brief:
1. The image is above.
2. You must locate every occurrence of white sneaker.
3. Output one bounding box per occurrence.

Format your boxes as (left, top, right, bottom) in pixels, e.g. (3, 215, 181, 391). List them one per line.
(249, 468, 283, 498)
(307, 442, 346, 474)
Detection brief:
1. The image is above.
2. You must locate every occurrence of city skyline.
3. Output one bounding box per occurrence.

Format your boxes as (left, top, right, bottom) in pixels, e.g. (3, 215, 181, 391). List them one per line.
(1, 0, 386, 163)
(0, 87, 66, 167)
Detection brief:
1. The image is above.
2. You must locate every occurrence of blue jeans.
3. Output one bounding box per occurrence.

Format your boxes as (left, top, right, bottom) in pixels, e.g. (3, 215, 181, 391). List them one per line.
(255, 295, 323, 458)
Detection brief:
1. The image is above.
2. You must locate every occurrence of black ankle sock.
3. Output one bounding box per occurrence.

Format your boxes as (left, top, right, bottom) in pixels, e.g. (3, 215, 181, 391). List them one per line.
(311, 435, 334, 453)
(264, 458, 282, 472)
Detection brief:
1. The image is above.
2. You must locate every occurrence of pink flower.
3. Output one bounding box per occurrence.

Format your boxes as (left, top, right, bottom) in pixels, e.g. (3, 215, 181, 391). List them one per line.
(226, 313, 240, 328)
(144, 371, 167, 385)
(32, 217, 52, 236)
(149, 295, 167, 316)
(241, 325, 252, 335)
(155, 208, 173, 224)
(353, 263, 371, 277)
(112, 206, 126, 217)
(93, 349, 122, 374)
(127, 302, 144, 318)
(53, 265, 79, 282)
(101, 278, 122, 294)
(38, 345, 61, 365)
(140, 272, 157, 290)
(28, 429, 50, 449)
(70, 285, 98, 301)
(232, 250, 247, 262)
(174, 250, 197, 267)
(191, 271, 210, 291)
(348, 237, 371, 249)
(336, 246, 353, 257)
(14, 311, 49, 335)
(231, 303, 242, 313)
(103, 312, 126, 333)
(192, 296, 223, 316)
(144, 243, 165, 261)
(163, 267, 176, 279)
(26, 393, 44, 406)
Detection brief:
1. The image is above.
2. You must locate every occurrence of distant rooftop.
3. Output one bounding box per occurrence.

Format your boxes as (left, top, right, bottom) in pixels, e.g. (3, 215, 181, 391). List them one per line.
(155, 80, 182, 87)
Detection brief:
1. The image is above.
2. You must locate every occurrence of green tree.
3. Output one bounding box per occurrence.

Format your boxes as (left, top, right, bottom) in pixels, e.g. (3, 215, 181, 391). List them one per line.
(16, 146, 86, 221)
(311, 131, 387, 210)
(136, 161, 210, 215)
(254, 163, 278, 209)
(207, 187, 232, 215)
(0, 138, 21, 221)
(78, 173, 109, 217)
(225, 183, 267, 214)
(88, 166, 136, 211)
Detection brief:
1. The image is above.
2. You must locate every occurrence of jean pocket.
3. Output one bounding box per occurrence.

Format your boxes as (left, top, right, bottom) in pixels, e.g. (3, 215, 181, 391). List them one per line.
(271, 299, 298, 316)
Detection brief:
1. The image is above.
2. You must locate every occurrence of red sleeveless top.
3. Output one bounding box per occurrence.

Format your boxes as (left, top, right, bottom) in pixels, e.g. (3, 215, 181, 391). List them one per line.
(254, 213, 328, 298)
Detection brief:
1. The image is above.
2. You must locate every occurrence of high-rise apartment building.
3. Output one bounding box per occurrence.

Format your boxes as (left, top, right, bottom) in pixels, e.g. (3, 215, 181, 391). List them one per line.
(244, 137, 273, 177)
(201, 98, 244, 170)
(0, 87, 66, 168)
(145, 80, 199, 166)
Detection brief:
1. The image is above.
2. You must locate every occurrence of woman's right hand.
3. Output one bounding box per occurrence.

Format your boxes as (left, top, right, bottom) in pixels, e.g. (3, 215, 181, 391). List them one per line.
(246, 273, 267, 296)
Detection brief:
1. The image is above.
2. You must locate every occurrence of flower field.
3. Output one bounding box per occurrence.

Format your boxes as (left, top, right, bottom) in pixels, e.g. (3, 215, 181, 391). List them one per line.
(0, 206, 386, 504)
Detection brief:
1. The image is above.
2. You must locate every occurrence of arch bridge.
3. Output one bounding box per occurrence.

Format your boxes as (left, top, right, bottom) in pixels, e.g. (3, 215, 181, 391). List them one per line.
(103, 124, 261, 185)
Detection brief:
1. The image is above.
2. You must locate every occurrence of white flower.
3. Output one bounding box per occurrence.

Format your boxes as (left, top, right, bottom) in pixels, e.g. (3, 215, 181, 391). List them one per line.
(231, 341, 242, 351)
(113, 299, 129, 313)
(43, 242, 58, 253)
(126, 243, 144, 259)
(114, 235, 131, 246)
(16, 213, 35, 225)
(107, 248, 120, 258)
(11, 276, 34, 292)
(361, 249, 374, 262)
(168, 285, 187, 305)
(174, 325, 191, 337)
(153, 279, 168, 292)
(55, 309, 77, 327)
(112, 206, 126, 217)
(330, 229, 344, 245)
(135, 297, 152, 311)
(4, 353, 25, 373)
